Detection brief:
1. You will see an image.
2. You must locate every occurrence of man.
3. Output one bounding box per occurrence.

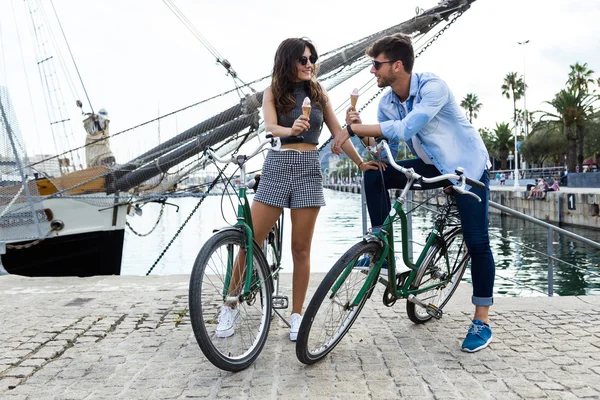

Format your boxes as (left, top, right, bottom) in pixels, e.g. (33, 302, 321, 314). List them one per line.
(331, 33, 495, 353)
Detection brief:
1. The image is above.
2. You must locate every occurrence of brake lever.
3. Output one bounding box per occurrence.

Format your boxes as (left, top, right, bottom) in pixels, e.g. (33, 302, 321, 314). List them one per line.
(453, 185, 482, 202)
(271, 137, 282, 152)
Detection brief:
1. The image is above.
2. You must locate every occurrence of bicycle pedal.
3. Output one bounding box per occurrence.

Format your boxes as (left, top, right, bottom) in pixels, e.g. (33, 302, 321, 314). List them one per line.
(426, 304, 443, 319)
(272, 295, 289, 309)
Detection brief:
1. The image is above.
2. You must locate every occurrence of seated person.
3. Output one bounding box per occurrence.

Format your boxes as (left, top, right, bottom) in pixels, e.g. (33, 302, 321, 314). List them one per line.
(528, 178, 546, 199)
(546, 177, 560, 192)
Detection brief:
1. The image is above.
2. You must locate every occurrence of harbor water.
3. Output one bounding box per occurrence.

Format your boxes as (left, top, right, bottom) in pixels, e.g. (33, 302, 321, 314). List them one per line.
(122, 189, 600, 297)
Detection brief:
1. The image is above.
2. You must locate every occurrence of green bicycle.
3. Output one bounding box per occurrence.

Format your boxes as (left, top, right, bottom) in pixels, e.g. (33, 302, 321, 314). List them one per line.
(295, 140, 485, 365)
(188, 135, 287, 372)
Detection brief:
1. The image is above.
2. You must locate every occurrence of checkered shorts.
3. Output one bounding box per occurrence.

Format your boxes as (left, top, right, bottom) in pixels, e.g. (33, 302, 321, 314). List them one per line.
(253, 150, 325, 209)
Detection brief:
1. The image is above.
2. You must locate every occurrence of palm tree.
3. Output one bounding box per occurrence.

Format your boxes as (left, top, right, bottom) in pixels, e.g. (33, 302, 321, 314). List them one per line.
(539, 88, 596, 172)
(460, 93, 482, 123)
(492, 122, 513, 170)
(567, 62, 597, 169)
(501, 72, 526, 124)
(567, 62, 595, 92)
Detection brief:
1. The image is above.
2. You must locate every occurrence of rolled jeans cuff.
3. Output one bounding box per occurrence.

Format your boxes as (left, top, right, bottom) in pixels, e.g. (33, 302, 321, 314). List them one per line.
(472, 295, 493, 307)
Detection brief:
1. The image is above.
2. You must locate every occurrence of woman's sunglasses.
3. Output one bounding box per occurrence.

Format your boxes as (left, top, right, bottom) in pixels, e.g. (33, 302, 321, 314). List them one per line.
(298, 55, 318, 66)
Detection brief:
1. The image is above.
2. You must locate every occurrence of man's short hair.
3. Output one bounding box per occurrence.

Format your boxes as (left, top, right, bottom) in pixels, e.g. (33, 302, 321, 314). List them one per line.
(366, 34, 414, 73)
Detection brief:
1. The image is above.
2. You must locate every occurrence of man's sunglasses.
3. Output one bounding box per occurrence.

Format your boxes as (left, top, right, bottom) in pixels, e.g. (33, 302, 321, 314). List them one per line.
(298, 55, 318, 66)
(371, 59, 398, 70)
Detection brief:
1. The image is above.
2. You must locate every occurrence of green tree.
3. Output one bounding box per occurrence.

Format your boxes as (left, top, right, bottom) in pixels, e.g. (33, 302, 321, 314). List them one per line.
(501, 72, 526, 124)
(567, 62, 595, 92)
(491, 122, 513, 170)
(567, 62, 597, 169)
(539, 88, 597, 172)
(478, 127, 497, 169)
(521, 121, 567, 167)
(583, 113, 600, 165)
(460, 93, 482, 124)
(332, 157, 359, 183)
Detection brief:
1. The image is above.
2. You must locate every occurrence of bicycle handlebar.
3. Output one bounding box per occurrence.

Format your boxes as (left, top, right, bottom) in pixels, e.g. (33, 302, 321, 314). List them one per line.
(369, 140, 483, 202)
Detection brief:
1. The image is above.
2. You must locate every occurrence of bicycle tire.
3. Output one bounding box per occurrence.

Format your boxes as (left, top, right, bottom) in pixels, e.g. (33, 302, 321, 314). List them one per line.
(406, 227, 469, 324)
(296, 241, 381, 365)
(189, 229, 272, 372)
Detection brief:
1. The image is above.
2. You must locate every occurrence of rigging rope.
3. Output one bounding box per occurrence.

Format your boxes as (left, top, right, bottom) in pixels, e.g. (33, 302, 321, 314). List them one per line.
(50, 0, 94, 113)
(161, 0, 255, 93)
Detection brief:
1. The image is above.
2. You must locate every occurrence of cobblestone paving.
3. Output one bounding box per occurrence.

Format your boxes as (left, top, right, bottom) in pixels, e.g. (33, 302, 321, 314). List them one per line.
(1, 274, 599, 399)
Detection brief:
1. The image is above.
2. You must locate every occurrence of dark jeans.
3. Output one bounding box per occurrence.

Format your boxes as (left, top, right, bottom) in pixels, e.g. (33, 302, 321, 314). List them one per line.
(363, 159, 495, 306)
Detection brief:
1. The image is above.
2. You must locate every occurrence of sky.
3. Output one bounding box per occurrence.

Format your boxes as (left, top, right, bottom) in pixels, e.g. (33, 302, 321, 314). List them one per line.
(1, 0, 600, 166)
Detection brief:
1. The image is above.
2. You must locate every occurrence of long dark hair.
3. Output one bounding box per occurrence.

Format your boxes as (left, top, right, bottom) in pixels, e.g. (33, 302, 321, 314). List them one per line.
(271, 38, 327, 115)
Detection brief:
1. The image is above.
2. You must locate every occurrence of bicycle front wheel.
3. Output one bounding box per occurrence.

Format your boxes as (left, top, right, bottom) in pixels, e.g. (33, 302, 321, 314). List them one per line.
(189, 229, 272, 372)
(406, 227, 469, 324)
(296, 241, 381, 365)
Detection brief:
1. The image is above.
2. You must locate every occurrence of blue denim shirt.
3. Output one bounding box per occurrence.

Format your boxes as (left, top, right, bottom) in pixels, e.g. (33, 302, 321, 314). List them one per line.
(377, 72, 490, 184)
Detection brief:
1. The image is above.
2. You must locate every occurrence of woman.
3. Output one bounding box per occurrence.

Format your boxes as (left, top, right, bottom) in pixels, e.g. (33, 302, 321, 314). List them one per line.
(217, 38, 373, 341)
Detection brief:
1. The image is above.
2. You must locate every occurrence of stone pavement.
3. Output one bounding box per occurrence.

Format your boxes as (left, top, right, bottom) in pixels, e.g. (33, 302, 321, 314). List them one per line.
(1, 273, 599, 400)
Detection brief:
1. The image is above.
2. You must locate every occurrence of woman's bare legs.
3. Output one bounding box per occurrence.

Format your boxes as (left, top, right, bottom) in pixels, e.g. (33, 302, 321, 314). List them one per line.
(290, 207, 320, 315)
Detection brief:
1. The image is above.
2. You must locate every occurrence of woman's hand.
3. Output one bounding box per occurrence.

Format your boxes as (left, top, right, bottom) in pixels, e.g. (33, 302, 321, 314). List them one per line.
(290, 115, 310, 136)
(358, 161, 380, 172)
(360, 160, 386, 171)
(346, 106, 362, 125)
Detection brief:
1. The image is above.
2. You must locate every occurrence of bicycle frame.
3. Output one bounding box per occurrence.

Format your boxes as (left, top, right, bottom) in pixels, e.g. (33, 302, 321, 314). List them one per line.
(334, 140, 482, 309)
(338, 197, 444, 308)
(212, 137, 283, 300)
(221, 184, 256, 298)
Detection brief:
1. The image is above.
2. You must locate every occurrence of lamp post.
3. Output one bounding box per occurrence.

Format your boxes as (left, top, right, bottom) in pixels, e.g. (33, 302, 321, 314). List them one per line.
(518, 39, 530, 180)
(507, 151, 514, 171)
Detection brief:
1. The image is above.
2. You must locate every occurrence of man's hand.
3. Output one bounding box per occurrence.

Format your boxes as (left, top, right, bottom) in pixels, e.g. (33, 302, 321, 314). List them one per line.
(345, 106, 362, 125)
(331, 129, 350, 155)
(290, 115, 310, 136)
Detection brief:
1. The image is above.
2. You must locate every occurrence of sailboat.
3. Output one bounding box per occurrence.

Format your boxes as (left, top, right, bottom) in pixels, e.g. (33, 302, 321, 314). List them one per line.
(0, 0, 477, 277)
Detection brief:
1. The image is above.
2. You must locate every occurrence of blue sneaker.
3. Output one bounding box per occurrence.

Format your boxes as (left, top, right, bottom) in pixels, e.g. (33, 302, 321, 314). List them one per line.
(461, 319, 492, 352)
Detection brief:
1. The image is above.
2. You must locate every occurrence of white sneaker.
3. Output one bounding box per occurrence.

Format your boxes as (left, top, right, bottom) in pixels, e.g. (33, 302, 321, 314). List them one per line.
(216, 306, 239, 338)
(289, 313, 302, 341)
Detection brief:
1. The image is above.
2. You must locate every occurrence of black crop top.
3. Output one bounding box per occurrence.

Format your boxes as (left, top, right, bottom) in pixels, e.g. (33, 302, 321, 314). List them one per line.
(277, 82, 324, 145)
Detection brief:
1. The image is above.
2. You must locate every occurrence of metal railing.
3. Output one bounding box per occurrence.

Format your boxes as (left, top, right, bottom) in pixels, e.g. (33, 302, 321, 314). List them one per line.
(357, 187, 600, 296)
(489, 201, 600, 296)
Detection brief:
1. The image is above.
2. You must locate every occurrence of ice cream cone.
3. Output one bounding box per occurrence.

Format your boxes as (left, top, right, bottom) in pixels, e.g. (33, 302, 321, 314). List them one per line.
(350, 88, 359, 108)
(302, 105, 311, 117)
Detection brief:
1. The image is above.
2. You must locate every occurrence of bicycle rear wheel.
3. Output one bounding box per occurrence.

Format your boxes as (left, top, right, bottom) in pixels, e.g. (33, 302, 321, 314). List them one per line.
(406, 227, 469, 324)
(296, 241, 381, 365)
(189, 229, 272, 372)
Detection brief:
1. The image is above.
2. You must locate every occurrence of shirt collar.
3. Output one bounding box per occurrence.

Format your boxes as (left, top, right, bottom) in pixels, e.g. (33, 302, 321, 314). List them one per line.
(389, 72, 419, 105)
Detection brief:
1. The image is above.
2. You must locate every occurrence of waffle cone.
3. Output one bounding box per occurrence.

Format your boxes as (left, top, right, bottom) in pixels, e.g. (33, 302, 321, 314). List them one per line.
(350, 94, 359, 107)
(302, 105, 311, 117)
